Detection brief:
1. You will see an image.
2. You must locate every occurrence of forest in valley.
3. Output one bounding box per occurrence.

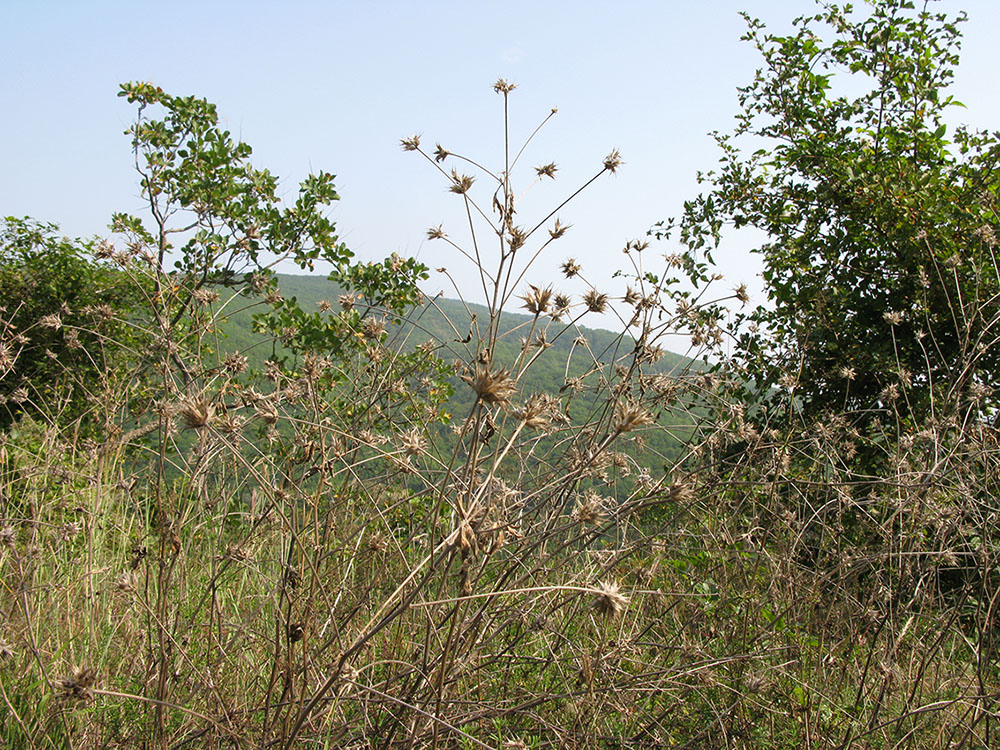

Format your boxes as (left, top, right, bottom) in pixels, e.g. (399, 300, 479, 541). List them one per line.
(2, 2, 1000, 747)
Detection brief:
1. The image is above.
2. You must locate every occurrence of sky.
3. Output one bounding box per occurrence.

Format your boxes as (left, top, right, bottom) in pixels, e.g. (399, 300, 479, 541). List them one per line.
(3, 0, 999, 315)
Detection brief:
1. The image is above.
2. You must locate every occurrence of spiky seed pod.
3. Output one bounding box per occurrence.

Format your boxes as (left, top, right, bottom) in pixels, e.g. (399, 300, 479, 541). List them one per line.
(549, 219, 570, 239)
(433, 143, 451, 162)
(603, 149, 623, 173)
(583, 290, 608, 313)
(613, 401, 654, 434)
(561, 258, 581, 278)
(572, 492, 605, 525)
(400, 427, 426, 457)
(448, 169, 475, 195)
(507, 226, 527, 251)
(535, 162, 557, 179)
(493, 78, 517, 94)
(514, 393, 561, 430)
(39, 313, 62, 330)
(427, 225, 447, 240)
(362, 316, 386, 341)
(462, 365, 516, 406)
(592, 580, 628, 617)
(177, 395, 214, 430)
(519, 284, 553, 315)
(666, 479, 694, 504)
(400, 134, 421, 151)
(59, 665, 96, 701)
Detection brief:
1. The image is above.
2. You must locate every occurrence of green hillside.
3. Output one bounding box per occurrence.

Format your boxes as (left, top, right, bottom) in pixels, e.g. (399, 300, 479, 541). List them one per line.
(212, 273, 700, 469)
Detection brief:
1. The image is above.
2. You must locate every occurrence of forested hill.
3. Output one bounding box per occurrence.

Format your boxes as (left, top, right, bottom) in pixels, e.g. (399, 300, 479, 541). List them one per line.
(216, 273, 700, 468)
(219, 272, 695, 381)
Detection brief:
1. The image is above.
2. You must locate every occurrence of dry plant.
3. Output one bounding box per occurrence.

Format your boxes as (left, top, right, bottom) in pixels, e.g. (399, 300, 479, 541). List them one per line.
(0, 74, 997, 750)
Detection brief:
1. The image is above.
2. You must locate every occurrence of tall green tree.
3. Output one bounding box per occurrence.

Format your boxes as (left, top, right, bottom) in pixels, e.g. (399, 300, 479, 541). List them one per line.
(679, 0, 1000, 427)
(114, 81, 430, 369)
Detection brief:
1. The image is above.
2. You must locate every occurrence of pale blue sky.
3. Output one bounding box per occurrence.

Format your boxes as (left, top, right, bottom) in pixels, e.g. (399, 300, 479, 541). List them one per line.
(3, 1, 998, 309)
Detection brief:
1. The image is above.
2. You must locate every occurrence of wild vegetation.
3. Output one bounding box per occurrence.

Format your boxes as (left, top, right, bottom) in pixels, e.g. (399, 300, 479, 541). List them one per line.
(1, 1, 999, 747)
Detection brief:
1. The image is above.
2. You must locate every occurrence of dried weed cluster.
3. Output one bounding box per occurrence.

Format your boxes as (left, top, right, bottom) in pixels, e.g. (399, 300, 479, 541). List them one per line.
(0, 78, 997, 750)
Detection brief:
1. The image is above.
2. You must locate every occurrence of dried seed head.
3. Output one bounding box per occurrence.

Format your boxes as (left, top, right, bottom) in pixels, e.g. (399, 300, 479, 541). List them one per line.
(39, 313, 62, 330)
(603, 149, 623, 173)
(507, 226, 527, 251)
(192, 288, 219, 305)
(561, 258, 581, 278)
(592, 580, 628, 617)
(514, 392, 561, 430)
(427, 225, 447, 240)
(177, 395, 214, 430)
(449, 170, 475, 195)
(400, 134, 421, 151)
(519, 285, 553, 315)
(493, 78, 517, 94)
(59, 665, 96, 701)
(553, 294, 572, 317)
(572, 491, 606, 525)
(400, 427, 426, 457)
(535, 162, 558, 179)
(462, 364, 516, 406)
(255, 402, 279, 425)
(613, 400, 654, 434)
(666, 479, 693, 504)
(116, 571, 138, 593)
(223, 352, 248, 375)
(433, 143, 451, 162)
(362, 316, 386, 341)
(583, 289, 608, 314)
(548, 218, 570, 239)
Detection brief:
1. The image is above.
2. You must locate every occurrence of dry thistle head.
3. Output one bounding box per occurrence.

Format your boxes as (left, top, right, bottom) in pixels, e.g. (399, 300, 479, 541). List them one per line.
(362, 316, 386, 341)
(507, 225, 527, 251)
(519, 284, 553, 315)
(449, 169, 475, 195)
(177, 395, 214, 430)
(561, 258, 581, 278)
(592, 580, 628, 617)
(583, 289, 608, 314)
(400, 427, 427, 457)
(552, 294, 572, 319)
(613, 400, 654, 434)
(462, 364, 516, 406)
(223, 352, 248, 375)
(433, 143, 451, 162)
(572, 490, 606, 525)
(548, 218, 570, 239)
(514, 392, 561, 430)
(59, 665, 96, 701)
(535, 162, 558, 179)
(603, 149, 623, 173)
(666, 478, 694, 503)
(493, 78, 517, 94)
